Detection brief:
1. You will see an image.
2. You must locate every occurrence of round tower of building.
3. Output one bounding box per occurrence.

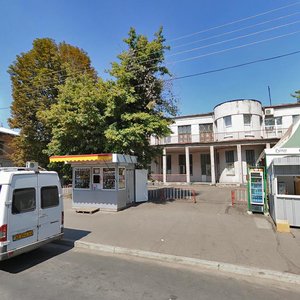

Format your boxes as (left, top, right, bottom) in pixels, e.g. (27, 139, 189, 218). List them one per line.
(213, 99, 263, 140)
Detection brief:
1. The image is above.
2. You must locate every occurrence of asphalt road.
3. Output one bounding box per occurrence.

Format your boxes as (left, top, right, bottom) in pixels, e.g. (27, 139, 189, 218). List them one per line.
(0, 243, 300, 300)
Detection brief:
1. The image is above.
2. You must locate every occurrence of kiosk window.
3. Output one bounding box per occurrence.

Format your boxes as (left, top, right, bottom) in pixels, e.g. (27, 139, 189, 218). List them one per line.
(103, 168, 116, 190)
(119, 168, 126, 189)
(74, 168, 90, 189)
(41, 186, 59, 208)
(12, 188, 36, 214)
(93, 168, 101, 184)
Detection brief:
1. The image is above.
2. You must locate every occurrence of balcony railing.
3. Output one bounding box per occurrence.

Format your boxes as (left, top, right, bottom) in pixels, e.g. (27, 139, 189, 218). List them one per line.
(151, 127, 288, 145)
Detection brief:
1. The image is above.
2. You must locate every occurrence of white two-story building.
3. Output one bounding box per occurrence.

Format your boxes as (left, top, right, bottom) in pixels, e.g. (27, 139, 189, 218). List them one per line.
(150, 99, 300, 185)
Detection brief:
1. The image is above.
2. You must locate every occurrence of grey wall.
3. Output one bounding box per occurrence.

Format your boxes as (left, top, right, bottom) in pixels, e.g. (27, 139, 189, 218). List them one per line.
(73, 189, 118, 211)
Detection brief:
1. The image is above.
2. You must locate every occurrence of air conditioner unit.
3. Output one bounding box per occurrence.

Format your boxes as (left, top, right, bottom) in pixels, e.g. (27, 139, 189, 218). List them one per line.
(26, 161, 39, 171)
(264, 108, 274, 116)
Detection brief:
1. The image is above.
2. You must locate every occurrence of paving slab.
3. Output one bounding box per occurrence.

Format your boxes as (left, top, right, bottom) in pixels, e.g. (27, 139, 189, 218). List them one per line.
(62, 185, 300, 275)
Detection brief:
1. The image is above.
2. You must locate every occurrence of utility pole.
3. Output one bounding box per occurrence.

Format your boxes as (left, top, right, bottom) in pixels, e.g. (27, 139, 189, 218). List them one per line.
(268, 86, 272, 106)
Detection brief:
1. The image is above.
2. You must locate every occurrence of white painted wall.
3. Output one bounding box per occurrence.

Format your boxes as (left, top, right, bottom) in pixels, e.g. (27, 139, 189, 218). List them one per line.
(149, 101, 300, 184)
(214, 100, 263, 140)
(273, 106, 300, 128)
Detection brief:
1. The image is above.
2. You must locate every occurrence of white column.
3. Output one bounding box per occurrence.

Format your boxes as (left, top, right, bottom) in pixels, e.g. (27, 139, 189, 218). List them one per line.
(266, 143, 271, 149)
(210, 146, 216, 184)
(163, 148, 167, 184)
(185, 146, 190, 183)
(237, 144, 243, 184)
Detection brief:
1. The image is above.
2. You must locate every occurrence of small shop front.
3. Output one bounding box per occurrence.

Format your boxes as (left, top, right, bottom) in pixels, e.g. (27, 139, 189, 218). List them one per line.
(50, 153, 145, 211)
(260, 120, 300, 228)
(266, 149, 300, 227)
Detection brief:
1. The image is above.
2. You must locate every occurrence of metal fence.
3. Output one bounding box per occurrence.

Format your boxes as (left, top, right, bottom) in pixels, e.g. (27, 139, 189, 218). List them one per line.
(148, 187, 196, 203)
(231, 188, 248, 206)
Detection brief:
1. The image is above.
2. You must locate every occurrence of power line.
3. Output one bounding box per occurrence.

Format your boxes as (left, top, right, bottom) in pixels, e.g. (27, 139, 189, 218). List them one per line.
(0, 107, 10, 110)
(168, 19, 300, 58)
(7, 4, 300, 82)
(168, 29, 300, 65)
(10, 28, 300, 86)
(172, 11, 300, 50)
(169, 1, 300, 42)
(164, 49, 300, 82)
(124, 11, 300, 69)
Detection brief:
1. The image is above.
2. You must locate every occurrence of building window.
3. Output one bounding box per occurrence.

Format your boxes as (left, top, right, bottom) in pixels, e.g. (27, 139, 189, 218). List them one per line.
(293, 115, 300, 124)
(225, 151, 234, 163)
(265, 117, 275, 127)
(246, 150, 255, 166)
(224, 116, 232, 127)
(93, 168, 101, 184)
(118, 168, 126, 190)
(275, 116, 282, 126)
(199, 123, 213, 142)
(103, 168, 116, 190)
(199, 123, 213, 132)
(41, 186, 59, 209)
(178, 125, 191, 143)
(243, 114, 251, 126)
(0, 141, 3, 155)
(201, 154, 211, 176)
(74, 168, 91, 189)
(265, 117, 282, 127)
(178, 154, 193, 175)
(225, 150, 235, 175)
(166, 155, 172, 174)
(12, 188, 36, 214)
(178, 125, 191, 134)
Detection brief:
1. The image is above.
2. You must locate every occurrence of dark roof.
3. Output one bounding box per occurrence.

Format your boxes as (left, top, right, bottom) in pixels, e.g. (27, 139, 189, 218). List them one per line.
(263, 102, 300, 109)
(173, 112, 213, 120)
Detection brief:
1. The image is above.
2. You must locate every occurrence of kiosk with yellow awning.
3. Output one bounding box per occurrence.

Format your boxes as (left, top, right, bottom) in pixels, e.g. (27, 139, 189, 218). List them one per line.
(50, 153, 148, 211)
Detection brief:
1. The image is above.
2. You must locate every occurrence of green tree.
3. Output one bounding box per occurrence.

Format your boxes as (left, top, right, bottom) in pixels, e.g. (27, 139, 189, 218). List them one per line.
(8, 38, 96, 166)
(39, 73, 107, 156)
(105, 27, 177, 167)
(293, 90, 300, 103)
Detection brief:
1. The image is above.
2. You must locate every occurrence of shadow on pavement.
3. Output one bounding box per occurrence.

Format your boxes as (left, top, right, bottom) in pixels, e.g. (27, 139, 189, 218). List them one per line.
(63, 228, 91, 242)
(0, 228, 90, 274)
(0, 243, 71, 274)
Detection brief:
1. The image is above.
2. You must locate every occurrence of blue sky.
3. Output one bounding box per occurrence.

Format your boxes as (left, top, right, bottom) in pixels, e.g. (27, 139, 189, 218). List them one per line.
(1, 0, 300, 127)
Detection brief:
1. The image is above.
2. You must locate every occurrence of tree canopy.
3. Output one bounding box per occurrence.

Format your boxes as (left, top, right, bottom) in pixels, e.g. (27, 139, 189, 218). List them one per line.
(8, 28, 177, 169)
(8, 38, 96, 166)
(105, 27, 177, 166)
(39, 74, 107, 156)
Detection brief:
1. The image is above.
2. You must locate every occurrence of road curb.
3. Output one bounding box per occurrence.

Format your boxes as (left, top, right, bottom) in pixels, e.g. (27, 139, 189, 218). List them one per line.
(65, 240, 300, 285)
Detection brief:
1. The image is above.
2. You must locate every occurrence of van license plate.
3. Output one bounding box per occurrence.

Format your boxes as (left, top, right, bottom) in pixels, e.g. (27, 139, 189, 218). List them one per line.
(13, 230, 34, 241)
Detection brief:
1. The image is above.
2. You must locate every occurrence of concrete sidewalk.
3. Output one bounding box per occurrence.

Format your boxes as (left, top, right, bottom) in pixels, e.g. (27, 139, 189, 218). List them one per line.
(62, 185, 300, 279)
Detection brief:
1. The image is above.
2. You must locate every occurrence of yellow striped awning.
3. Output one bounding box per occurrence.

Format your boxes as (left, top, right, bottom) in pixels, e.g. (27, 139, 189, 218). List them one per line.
(49, 154, 113, 163)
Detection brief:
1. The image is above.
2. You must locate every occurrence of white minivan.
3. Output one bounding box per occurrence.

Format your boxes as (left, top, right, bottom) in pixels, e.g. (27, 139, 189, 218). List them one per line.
(0, 167, 64, 261)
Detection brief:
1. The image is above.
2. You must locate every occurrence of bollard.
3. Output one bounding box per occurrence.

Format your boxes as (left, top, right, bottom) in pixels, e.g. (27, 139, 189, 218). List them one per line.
(231, 190, 235, 206)
(192, 190, 196, 203)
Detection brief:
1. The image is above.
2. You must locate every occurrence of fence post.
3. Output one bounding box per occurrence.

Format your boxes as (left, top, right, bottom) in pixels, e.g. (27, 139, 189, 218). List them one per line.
(192, 190, 196, 203)
(231, 190, 235, 206)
